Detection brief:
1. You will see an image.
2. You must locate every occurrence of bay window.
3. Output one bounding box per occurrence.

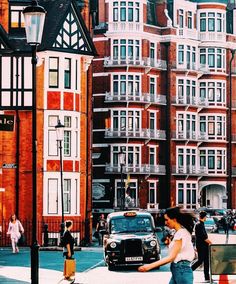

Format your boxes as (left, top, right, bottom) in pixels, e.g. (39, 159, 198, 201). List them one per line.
(112, 74, 141, 98)
(199, 81, 226, 105)
(199, 148, 226, 174)
(112, 39, 140, 61)
(199, 12, 225, 32)
(200, 48, 225, 71)
(112, 1, 140, 23)
(199, 115, 226, 140)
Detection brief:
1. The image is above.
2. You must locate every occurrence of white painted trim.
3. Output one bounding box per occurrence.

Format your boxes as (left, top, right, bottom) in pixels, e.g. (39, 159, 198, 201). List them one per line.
(93, 108, 109, 112)
(93, 37, 109, 42)
(93, 73, 109, 77)
(93, 179, 110, 182)
(93, 144, 109, 147)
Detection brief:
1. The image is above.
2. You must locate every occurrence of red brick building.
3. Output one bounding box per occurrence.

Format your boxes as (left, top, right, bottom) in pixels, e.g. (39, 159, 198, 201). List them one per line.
(0, 0, 96, 245)
(91, 0, 236, 217)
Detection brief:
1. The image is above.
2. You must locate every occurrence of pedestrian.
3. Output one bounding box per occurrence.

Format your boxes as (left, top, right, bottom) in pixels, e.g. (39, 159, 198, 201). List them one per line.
(96, 214, 107, 246)
(138, 206, 195, 284)
(125, 187, 135, 208)
(191, 211, 212, 282)
(7, 214, 24, 253)
(62, 220, 75, 259)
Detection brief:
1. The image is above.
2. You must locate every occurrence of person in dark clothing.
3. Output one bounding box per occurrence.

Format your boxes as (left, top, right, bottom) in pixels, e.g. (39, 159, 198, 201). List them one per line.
(63, 220, 75, 259)
(96, 214, 107, 246)
(191, 211, 212, 282)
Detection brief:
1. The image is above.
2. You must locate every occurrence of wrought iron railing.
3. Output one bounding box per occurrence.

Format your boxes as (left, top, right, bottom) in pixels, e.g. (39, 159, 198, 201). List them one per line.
(0, 219, 84, 247)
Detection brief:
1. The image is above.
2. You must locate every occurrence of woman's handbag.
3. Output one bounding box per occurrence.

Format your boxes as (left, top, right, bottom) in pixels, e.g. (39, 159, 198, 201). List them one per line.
(18, 233, 25, 246)
(63, 259, 76, 279)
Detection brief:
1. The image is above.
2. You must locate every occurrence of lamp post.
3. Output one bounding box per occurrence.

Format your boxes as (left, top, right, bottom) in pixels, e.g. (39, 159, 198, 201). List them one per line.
(228, 49, 236, 209)
(55, 120, 65, 241)
(23, 2, 45, 284)
(118, 149, 126, 210)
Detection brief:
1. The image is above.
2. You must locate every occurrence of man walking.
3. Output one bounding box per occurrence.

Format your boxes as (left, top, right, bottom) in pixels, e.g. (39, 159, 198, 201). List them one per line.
(96, 214, 107, 246)
(191, 211, 212, 282)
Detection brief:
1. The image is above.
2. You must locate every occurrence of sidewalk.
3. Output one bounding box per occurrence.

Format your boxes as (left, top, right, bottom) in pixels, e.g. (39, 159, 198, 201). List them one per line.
(0, 233, 235, 284)
(1, 265, 236, 284)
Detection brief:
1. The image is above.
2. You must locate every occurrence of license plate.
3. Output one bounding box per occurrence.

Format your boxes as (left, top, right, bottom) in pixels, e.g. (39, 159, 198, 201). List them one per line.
(125, 256, 143, 262)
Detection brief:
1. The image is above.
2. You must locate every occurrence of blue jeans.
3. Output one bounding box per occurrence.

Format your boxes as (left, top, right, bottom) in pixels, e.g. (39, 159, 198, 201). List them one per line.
(169, 261, 193, 284)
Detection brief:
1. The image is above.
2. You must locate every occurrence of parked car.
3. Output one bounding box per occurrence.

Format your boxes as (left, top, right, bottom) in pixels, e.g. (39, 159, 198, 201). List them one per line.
(197, 208, 226, 217)
(204, 217, 218, 233)
(103, 211, 161, 270)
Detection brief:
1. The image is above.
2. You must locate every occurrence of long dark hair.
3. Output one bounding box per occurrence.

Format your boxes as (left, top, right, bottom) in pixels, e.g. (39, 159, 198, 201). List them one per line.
(165, 206, 195, 234)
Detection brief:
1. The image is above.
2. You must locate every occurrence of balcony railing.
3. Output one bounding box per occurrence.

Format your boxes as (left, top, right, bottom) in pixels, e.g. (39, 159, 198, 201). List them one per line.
(143, 57, 167, 69)
(172, 165, 226, 176)
(108, 22, 142, 32)
(105, 164, 166, 175)
(199, 32, 226, 42)
(172, 96, 226, 108)
(105, 128, 166, 140)
(178, 28, 198, 40)
(104, 57, 167, 70)
(105, 92, 167, 105)
(172, 131, 225, 142)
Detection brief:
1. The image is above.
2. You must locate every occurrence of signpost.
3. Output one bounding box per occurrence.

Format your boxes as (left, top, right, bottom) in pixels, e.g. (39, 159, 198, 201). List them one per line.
(0, 115, 15, 131)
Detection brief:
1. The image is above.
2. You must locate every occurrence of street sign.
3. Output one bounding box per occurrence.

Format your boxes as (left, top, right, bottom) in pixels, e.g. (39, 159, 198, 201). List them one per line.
(2, 163, 17, 169)
(0, 114, 15, 131)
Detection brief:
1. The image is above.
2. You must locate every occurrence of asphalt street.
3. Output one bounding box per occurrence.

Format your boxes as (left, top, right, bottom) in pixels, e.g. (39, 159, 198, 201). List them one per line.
(0, 232, 235, 283)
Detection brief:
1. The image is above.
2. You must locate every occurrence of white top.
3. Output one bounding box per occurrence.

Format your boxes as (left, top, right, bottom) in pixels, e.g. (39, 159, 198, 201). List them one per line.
(169, 228, 195, 263)
(7, 220, 24, 241)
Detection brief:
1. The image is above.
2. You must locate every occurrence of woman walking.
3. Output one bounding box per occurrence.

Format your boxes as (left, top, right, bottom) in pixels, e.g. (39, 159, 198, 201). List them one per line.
(138, 206, 195, 284)
(7, 214, 24, 253)
(62, 220, 75, 259)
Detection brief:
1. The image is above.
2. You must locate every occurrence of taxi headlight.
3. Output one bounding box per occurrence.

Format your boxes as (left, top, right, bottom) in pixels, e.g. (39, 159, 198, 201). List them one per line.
(110, 242, 117, 248)
(150, 240, 156, 247)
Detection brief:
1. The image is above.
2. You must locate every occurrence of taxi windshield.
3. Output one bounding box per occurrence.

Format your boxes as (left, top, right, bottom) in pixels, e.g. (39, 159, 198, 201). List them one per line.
(110, 216, 153, 234)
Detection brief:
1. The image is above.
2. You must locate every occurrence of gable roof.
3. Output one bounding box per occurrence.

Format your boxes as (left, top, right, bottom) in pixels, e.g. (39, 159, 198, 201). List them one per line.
(5, 0, 96, 56)
(39, 0, 96, 55)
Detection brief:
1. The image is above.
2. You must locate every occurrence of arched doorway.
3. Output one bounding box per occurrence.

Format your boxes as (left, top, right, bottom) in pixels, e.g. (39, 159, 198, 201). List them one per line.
(199, 183, 226, 208)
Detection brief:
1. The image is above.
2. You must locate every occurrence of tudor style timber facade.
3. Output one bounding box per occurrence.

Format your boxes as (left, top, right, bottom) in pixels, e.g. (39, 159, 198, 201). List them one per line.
(91, 0, 236, 216)
(0, 0, 96, 245)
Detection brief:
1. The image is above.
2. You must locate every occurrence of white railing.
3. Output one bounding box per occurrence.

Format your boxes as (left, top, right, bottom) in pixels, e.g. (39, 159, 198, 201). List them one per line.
(178, 28, 198, 40)
(105, 164, 166, 175)
(108, 22, 142, 32)
(105, 128, 166, 140)
(104, 57, 167, 70)
(105, 92, 166, 105)
(199, 32, 226, 42)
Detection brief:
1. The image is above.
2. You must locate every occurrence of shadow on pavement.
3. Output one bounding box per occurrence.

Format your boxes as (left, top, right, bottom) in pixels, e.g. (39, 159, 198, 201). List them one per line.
(0, 276, 29, 283)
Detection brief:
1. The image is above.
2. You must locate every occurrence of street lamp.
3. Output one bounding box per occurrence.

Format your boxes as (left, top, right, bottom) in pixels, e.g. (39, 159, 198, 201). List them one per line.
(118, 149, 126, 210)
(23, 1, 46, 284)
(55, 120, 65, 242)
(228, 49, 236, 209)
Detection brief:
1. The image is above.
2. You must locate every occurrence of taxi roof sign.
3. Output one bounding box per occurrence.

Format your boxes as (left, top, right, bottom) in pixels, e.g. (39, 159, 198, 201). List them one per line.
(124, 211, 137, 217)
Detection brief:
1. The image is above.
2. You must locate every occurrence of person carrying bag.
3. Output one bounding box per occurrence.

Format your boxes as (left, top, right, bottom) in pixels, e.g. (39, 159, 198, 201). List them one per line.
(62, 220, 76, 281)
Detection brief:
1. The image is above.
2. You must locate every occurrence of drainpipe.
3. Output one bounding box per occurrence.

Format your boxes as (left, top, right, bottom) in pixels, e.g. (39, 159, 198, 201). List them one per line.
(15, 57, 20, 217)
(164, 42, 171, 208)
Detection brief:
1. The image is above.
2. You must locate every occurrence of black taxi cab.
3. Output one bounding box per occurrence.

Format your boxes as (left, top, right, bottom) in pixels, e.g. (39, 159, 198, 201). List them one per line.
(103, 211, 161, 270)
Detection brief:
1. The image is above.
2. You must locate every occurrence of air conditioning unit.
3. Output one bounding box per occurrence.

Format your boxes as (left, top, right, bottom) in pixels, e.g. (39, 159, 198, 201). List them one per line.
(147, 203, 159, 210)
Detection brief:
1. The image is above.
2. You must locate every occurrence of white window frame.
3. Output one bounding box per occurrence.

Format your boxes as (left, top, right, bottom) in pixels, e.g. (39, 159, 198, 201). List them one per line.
(148, 181, 158, 204)
(199, 147, 226, 174)
(176, 181, 198, 209)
